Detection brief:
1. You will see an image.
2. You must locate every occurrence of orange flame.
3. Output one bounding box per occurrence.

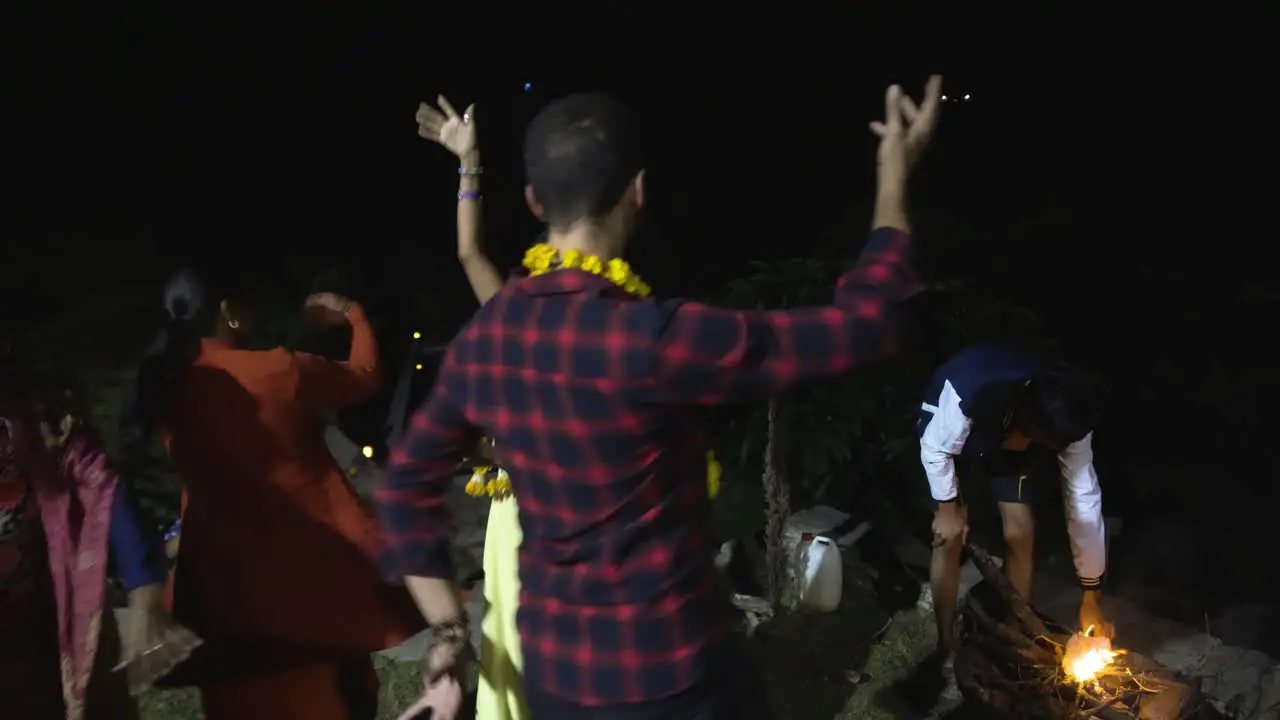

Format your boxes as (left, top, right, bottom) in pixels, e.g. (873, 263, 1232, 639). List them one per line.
(1063, 625, 1118, 682)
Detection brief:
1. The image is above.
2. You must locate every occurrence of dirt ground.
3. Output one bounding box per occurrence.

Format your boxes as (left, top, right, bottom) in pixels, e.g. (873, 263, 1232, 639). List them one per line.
(138, 581, 943, 720)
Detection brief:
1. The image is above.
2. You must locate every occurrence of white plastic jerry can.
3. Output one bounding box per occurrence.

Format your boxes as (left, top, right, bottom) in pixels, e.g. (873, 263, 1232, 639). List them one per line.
(798, 534, 843, 612)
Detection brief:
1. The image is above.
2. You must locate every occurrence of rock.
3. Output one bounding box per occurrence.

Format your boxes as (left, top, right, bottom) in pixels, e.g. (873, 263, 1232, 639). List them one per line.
(915, 584, 934, 612)
(1257, 666, 1280, 720)
(837, 520, 873, 547)
(1151, 633, 1276, 719)
(730, 593, 774, 638)
(1029, 574, 1280, 717)
(1138, 682, 1198, 720)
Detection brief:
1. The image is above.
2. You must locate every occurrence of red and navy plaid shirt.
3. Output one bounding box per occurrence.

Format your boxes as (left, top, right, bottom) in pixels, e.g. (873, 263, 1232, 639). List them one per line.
(377, 227, 918, 705)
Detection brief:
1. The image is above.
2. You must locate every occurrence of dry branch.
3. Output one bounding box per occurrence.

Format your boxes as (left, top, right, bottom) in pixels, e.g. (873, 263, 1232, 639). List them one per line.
(966, 541, 1050, 637)
(953, 541, 1206, 719)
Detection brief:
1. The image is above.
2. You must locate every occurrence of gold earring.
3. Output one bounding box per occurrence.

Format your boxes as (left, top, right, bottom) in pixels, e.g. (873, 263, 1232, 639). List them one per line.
(228, 319, 240, 330)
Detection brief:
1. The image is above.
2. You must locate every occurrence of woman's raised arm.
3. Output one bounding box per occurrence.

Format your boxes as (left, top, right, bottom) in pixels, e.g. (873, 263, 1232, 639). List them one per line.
(417, 97, 503, 305)
(295, 295, 382, 415)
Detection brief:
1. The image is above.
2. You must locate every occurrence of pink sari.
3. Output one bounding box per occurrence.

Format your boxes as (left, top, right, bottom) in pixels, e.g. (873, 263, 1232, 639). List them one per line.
(5, 399, 119, 720)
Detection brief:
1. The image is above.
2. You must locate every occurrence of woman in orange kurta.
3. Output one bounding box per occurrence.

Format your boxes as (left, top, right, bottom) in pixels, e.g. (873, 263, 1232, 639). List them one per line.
(119, 270, 424, 720)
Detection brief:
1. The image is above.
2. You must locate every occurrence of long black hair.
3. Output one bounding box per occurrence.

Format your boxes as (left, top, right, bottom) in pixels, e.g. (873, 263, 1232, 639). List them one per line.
(117, 268, 225, 471)
(1018, 362, 1102, 448)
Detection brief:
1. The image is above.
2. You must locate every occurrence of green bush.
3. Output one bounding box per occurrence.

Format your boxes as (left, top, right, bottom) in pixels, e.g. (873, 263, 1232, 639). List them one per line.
(25, 258, 1053, 542)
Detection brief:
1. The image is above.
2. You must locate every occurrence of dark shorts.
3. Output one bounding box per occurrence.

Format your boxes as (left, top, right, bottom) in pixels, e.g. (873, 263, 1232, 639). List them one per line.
(978, 447, 1057, 505)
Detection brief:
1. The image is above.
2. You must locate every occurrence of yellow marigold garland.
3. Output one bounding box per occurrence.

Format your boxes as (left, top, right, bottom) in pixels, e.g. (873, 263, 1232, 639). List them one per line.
(466, 465, 513, 500)
(522, 243, 652, 298)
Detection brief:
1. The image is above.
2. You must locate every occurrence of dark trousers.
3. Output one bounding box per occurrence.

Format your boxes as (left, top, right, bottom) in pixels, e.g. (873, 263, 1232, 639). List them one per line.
(524, 637, 774, 720)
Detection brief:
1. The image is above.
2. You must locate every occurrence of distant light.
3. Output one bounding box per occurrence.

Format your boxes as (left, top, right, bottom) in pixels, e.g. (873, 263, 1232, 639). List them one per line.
(415, 363, 423, 370)
(523, 82, 532, 92)
(412, 331, 421, 339)
(941, 94, 949, 101)
(964, 94, 971, 101)
(362, 445, 374, 459)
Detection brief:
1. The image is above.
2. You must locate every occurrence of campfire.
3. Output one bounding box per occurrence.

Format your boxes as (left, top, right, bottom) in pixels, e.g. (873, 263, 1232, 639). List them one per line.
(952, 543, 1211, 719)
(1063, 626, 1119, 683)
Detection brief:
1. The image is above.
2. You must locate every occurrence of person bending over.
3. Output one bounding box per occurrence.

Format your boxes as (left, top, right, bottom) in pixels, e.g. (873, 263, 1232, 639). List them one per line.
(920, 344, 1107, 700)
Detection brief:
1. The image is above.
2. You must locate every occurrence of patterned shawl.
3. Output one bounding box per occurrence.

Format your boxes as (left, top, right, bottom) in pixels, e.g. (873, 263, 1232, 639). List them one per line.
(2, 391, 117, 720)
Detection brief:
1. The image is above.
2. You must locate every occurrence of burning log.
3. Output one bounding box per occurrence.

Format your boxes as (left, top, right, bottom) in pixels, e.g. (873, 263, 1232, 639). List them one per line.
(953, 542, 1211, 719)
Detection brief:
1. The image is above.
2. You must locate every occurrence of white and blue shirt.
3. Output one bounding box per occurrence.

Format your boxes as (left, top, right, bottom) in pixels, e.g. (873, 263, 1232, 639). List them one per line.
(919, 345, 1106, 587)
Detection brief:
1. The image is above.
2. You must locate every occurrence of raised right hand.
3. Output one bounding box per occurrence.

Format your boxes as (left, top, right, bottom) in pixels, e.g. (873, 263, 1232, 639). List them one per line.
(871, 76, 943, 190)
(302, 292, 358, 325)
(931, 501, 969, 547)
(416, 95, 477, 159)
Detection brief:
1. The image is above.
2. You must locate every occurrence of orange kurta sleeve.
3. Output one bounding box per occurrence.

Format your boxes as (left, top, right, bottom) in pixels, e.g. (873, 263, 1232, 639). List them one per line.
(293, 306, 383, 416)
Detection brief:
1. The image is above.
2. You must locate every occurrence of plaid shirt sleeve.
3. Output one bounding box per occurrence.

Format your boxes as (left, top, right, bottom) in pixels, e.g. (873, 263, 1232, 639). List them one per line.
(374, 361, 479, 582)
(648, 227, 919, 403)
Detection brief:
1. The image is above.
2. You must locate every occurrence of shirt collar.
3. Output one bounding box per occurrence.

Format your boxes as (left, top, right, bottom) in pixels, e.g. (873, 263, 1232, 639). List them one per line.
(514, 270, 638, 301)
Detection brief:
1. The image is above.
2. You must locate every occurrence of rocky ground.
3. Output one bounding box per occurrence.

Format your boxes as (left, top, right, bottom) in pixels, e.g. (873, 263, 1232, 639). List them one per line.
(890, 516, 1280, 719)
(133, 442, 1280, 719)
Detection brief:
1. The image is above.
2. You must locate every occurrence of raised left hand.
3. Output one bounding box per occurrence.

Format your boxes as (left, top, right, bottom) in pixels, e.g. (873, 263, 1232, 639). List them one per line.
(416, 95, 477, 159)
(1078, 590, 1115, 639)
(302, 292, 359, 325)
(117, 584, 202, 695)
(869, 75, 943, 187)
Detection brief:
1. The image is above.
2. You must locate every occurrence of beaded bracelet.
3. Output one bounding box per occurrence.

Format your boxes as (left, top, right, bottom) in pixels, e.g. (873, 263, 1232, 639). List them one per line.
(425, 614, 475, 682)
(457, 166, 483, 176)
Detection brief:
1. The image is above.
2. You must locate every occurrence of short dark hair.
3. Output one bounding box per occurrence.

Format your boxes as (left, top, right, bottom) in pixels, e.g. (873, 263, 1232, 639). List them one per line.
(1021, 364, 1101, 447)
(523, 93, 642, 230)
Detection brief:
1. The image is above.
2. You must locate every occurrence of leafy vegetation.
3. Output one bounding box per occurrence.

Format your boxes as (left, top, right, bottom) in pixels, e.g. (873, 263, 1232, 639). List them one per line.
(708, 254, 1050, 537)
(19, 253, 1055, 545)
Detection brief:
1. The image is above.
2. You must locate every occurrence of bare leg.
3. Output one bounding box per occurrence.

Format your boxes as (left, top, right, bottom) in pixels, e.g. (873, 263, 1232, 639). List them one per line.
(930, 512, 968, 709)
(930, 531, 965, 652)
(999, 501, 1036, 600)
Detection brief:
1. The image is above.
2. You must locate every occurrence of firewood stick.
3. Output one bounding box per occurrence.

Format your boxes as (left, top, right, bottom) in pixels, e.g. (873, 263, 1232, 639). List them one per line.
(1084, 690, 1142, 717)
(968, 634, 1041, 677)
(955, 647, 1021, 713)
(1135, 680, 1198, 720)
(1050, 681, 1124, 719)
(965, 595, 1056, 665)
(962, 606, 1046, 669)
(1082, 696, 1137, 720)
(965, 541, 1051, 637)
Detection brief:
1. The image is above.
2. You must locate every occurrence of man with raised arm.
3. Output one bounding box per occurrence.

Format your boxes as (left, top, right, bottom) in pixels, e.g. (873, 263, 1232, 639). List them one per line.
(376, 77, 941, 720)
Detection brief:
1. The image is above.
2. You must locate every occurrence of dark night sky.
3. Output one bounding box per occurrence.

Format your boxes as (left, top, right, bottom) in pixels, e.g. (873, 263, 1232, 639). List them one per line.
(10, 6, 1274, 406)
